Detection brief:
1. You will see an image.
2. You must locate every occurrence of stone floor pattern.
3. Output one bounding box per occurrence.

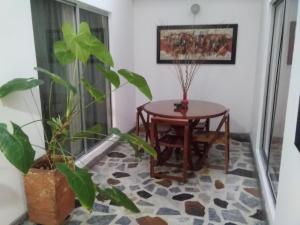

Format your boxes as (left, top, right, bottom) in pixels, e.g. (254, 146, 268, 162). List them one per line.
(24, 136, 267, 225)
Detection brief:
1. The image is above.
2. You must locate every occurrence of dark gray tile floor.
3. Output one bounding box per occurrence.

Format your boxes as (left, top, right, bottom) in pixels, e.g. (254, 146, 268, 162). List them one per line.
(23, 137, 267, 225)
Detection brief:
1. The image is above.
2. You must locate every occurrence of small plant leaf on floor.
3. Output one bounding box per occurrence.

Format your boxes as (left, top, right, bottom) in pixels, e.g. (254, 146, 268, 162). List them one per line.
(97, 186, 140, 213)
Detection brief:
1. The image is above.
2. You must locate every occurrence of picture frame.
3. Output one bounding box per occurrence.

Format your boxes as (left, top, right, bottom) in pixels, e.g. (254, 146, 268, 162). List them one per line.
(157, 24, 238, 64)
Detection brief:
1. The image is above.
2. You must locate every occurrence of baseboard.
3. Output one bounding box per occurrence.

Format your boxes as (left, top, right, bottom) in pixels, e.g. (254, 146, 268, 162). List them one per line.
(9, 213, 28, 225)
(252, 146, 276, 224)
(248, 135, 275, 225)
(230, 132, 251, 142)
(75, 134, 120, 168)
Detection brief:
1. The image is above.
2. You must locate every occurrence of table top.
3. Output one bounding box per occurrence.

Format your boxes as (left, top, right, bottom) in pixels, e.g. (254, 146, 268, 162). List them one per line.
(143, 100, 227, 120)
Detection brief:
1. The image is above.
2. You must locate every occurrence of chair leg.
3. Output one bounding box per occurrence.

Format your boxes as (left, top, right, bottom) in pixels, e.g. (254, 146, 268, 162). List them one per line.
(188, 148, 194, 170)
(225, 142, 229, 173)
(183, 151, 188, 183)
(205, 118, 210, 131)
(145, 113, 150, 142)
(136, 112, 140, 136)
(150, 156, 155, 178)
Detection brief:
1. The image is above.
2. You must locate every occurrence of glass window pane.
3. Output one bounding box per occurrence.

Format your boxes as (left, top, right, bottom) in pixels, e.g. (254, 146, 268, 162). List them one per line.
(262, 1, 285, 158)
(79, 9, 111, 150)
(31, 0, 84, 157)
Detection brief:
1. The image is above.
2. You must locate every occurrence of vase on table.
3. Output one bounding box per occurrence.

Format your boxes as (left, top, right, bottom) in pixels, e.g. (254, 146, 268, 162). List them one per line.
(181, 91, 189, 109)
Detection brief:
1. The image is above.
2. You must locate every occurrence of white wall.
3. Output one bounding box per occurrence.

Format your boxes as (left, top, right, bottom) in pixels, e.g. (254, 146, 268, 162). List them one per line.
(0, 0, 135, 224)
(274, 2, 300, 224)
(133, 0, 262, 133)
(0, 1, 43, 224)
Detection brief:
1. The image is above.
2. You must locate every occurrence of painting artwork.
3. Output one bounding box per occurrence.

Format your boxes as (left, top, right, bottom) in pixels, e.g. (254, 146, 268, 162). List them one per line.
(157, 24, 238, 64)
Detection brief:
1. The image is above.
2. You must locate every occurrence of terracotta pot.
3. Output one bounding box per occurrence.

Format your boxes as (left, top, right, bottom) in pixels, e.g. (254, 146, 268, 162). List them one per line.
(24, 156, 75, 225)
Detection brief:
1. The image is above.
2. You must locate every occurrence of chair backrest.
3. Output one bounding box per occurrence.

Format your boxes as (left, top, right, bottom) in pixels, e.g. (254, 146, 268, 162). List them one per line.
(216, 110, 230, 132)
(212, 109, 230, 142)
(136, 102, 151, 139)
(150, 116, 190, 148)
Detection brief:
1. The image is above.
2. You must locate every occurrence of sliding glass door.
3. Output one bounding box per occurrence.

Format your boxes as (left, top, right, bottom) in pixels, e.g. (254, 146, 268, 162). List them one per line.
(31, 0, 111, 157)
(79, 9, 111, 149)
(262, 0, 298, 199)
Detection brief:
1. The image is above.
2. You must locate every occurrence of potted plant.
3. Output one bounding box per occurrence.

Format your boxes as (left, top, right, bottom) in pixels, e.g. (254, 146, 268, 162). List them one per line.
(0, 22, 156, 225)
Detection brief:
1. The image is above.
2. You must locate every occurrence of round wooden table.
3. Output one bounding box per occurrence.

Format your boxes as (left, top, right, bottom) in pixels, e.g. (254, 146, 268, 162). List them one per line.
(143, 100, 227, 120)
(144, 100, 228, 174)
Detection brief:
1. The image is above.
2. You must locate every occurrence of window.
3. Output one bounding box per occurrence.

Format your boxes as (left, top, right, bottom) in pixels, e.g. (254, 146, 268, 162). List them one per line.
(31, 0, 111, 158)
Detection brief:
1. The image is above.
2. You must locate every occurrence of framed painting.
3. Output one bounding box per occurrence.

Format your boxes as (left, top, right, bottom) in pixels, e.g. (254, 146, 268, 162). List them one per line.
(157, 24, 238, 64)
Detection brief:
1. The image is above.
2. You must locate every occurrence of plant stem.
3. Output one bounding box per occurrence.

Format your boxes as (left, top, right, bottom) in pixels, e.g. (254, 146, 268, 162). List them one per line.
(30, 90, 42, 117)
(21, 119, 43, 128)
(48, 81, 53, 117)
(28, 90, 50, 145)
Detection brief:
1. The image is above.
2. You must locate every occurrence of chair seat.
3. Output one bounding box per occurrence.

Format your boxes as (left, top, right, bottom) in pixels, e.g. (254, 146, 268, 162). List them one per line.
(192, 131, 226, 145)
(192, 111, 230, 173)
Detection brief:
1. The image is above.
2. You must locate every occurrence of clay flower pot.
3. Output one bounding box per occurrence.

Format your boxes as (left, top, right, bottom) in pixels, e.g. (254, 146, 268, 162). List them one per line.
(24, 156, 75, 225)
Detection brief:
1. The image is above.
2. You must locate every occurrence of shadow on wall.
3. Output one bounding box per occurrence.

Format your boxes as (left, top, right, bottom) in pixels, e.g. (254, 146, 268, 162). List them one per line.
(0, 89, 41, 115)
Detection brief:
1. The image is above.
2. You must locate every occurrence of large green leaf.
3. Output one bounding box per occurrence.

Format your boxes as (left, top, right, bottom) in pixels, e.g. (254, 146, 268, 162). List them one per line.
(97, 186, 140, 213)
(72, 124, 102, 139)
(96, 64, 120, 88)
(56, 163, 96, 209)
(0, 78, 44, 98)
(54, 40, 76, 65)
(76, 23, 114, 66)
(111, 128, 157, 158)
(82, 79, 105, 102)
(118, 69, 152, 100)
(35, 67, 77, 94)
(0, 123, 35, 174)
(88, 35, 114, 67)
(62, 23, 91, 64)
(60, 22, 113, 66)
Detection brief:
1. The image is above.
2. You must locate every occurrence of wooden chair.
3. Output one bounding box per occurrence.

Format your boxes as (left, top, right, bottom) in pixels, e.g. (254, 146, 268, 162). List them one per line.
(192, 118, 210, 132)
(135, 103, 150, 141)
(192, 110, 230, 173)
(150, 116, 191, 183)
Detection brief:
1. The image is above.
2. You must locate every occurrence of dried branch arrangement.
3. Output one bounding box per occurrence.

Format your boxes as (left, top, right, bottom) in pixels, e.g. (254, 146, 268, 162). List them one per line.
(172, 37, 201, 107)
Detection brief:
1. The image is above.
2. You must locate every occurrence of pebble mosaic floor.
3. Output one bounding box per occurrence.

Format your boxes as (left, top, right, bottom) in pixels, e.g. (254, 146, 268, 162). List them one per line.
(23, 136, 267, 225)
